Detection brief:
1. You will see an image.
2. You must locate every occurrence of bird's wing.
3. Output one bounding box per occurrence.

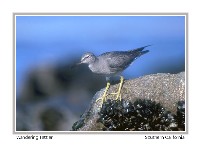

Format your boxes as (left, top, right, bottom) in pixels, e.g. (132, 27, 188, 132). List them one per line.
(103, 52, 134, 73)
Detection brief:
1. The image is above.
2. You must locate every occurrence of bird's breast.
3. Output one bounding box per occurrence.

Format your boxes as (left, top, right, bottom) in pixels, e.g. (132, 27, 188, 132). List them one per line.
(88, 63, 111, 75)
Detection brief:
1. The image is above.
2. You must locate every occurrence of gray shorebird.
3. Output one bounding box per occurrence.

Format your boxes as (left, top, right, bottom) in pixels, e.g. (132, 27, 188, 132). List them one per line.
(75, 45, 150, 103)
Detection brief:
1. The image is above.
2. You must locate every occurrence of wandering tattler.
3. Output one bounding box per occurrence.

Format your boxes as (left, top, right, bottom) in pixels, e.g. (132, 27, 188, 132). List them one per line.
(75, 45, 150, 104)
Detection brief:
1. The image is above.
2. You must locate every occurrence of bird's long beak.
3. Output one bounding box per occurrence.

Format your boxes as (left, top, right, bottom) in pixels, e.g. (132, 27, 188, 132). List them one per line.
(71, 62, 82, 69)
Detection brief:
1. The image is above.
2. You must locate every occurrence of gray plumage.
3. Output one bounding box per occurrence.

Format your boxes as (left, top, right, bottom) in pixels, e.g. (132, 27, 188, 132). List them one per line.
(78, 45, 150, 80)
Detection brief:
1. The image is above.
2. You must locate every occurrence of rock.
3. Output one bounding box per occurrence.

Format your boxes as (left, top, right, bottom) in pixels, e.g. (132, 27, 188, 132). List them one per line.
(72, 72, 185, 131)
(16, 61, 106, 131)
(16, 98, 78, 131)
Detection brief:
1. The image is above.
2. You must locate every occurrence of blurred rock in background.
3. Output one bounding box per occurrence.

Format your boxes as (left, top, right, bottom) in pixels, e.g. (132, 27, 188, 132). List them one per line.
(16, 60, 106, 131)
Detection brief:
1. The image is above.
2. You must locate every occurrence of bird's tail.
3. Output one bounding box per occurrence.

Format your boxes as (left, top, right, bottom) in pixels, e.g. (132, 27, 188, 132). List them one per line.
(129, 45, 151, 56)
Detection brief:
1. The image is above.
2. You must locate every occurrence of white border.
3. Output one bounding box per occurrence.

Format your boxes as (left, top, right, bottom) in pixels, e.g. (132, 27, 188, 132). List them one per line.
(14, 13, 187, 134)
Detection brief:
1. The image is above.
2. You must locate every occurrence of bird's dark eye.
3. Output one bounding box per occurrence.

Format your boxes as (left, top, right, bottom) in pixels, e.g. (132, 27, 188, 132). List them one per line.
(85, 55, 90, 59)
(81, 55, 90, 62)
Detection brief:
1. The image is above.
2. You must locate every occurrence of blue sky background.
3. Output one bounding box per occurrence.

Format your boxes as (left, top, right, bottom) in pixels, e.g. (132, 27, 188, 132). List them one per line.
(16, 16, 185, 95)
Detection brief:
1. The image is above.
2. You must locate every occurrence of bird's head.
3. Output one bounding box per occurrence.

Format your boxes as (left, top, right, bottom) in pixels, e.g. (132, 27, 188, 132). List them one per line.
(79, 52, 96, 64)
(71, 52, 97, 69)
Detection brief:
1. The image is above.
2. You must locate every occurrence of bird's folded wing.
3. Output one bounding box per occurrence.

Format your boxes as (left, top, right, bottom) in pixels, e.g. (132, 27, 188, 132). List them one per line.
(106, 54, 134, 72)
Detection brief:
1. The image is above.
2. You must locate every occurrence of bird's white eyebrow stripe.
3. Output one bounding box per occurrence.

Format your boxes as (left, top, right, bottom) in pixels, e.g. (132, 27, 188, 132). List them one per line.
(81, 54, 90, 61)
(84, 55, 90, 59)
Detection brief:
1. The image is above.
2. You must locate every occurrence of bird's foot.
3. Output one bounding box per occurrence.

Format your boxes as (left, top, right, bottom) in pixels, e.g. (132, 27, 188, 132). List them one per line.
(96, 76, 124, 105)
(110, 76, 124, 101)
(96, 82, 110, 104)
(110, 91, 122, 101)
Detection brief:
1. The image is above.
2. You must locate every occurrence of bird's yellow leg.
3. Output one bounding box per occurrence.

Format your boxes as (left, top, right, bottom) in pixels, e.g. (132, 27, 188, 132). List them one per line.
(96, 82, 110, 103)
(115, 76, 124, 100)
(110, 76, 124, 101)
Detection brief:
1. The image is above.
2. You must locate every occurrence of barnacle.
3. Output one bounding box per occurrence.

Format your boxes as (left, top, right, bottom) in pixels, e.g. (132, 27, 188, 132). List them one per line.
(98, 99, 185, 131)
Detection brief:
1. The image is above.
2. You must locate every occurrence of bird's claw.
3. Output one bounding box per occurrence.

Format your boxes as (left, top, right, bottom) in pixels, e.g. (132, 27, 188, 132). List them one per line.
(96, 93, 108, 102)
(110, 92, 122, 101)
(96, 76, 124, 105)
(96, 82, 110, 105)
